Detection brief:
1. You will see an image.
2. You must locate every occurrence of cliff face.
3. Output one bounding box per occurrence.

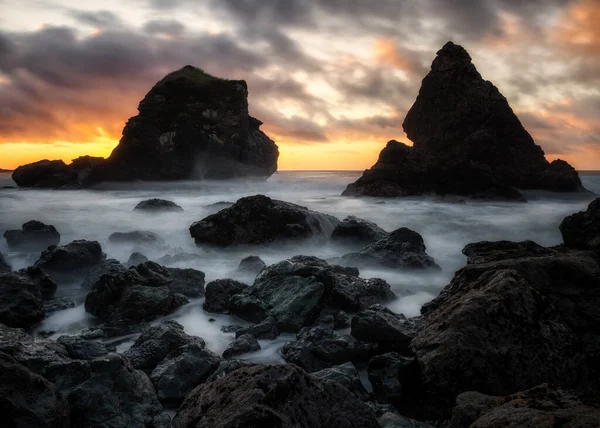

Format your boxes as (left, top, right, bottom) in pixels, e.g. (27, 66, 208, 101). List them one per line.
(12, 66, 278, 188)
(343, 42, 585, 200)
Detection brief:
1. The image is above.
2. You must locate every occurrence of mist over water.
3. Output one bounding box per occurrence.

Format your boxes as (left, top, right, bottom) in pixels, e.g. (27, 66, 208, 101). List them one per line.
(1, 171, 598, 362)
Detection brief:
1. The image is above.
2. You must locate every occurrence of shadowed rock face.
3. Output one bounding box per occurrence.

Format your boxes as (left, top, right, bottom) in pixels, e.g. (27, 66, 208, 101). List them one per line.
(12, 66, 278, 188)
(343, 42, 585, 200)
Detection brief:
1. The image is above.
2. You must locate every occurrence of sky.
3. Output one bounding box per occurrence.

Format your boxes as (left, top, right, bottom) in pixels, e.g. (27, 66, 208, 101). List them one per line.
(0, 0, 599, 170)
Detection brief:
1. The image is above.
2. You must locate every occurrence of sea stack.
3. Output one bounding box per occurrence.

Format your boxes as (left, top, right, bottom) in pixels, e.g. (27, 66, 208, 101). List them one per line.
(12, 66, 279, 188)
(343, 42, 585, 200)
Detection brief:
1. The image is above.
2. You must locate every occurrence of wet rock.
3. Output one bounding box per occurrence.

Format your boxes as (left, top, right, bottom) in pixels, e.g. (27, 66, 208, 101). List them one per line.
(331, 215, 389, 248)
(235, 316, 279, 339)
(167, 267, 205, 297)
(127, 251, 149, 266)
(312, 362, 370, 401)
(449, 384, 600, 428)
(156, 252, 203, 265)
(227, 293, 269, 323)
(220, 325, 244, 333)
(236, 255, 266, 276)
(84, 261, 188, 324)
(3, 220, 60, 251)
(81, 258, 127, 289)
(134, 199, 183, 212)
(368, 352, 421, 409)
(351, 305, 421, 354)
(189, 194, 339, 247)
(343, 42, 585, 199)
(203, 278, 248, 313)
(56, 335, 115, 360)
(560, 197, 600, 251)
(44, 297, 76, 313)
(0, 252, 10, 272)
(11, 159, 77, 188)
(123, 320, 204, 372)
(222, 333, 260, 359)
(172, 364, 379, 428)
(206, 359, 256, 382)
(378, 412, 435, 428)
(109, 230, 164, 245)
(0, 267, 57, 327)
(282, 324, 375, 372)
(150, 343, 221, 407)
(0, 352, 70, 428)
(462, 240, 552, 264)
(341, 228, 439, 271)
(35, 239, 106, 280)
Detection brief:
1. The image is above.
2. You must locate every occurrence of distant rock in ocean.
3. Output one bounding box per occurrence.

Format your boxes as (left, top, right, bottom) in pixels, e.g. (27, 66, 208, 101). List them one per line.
(12, 66, 279, 188)
(343, 42, 586, 200)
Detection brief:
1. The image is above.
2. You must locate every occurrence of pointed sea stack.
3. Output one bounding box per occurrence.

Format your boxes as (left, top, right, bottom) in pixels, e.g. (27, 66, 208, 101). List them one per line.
(12, 66, 279, 188)
(343, 42, 586, 200)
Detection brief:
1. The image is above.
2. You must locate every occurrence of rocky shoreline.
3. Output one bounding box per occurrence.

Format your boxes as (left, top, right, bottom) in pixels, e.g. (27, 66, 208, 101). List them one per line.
(1, 194, 599, 427)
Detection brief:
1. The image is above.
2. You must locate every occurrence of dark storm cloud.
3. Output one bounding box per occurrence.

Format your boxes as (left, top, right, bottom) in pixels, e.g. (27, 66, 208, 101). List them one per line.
(143, 19, 186, 36)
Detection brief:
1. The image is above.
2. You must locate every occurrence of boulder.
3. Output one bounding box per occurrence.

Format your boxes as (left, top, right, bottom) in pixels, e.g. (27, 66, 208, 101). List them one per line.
(206, 359, 256, 382)
(367, 352, 421, 409)
(123, 320, 204, 372)
(56, 335, 115, 360)
(150, 343, 221, 406)
(189, 195, 339, 247)
(236, 255, 266, 276)
(235, 316, 279, 340)
(341, 228, 439, 270)
(449, 384, 600, 428)
(312, 362, 370, 401)
(560, 198, 600, 251)
(35, 240, 106, 279)
(281, 324, 375, 372)
(3, 220, 60, 251)
(202, 278, 248, 313)
(0, 352, 70, 428)
(85, 261, 189, 323)
(11, 159, 76, 188)
(331, 215, 389, 248)
(343, 42, 585, 200)
(461, 240, 553, 264)
(0, 267, 57, 328)
(108, 230, 164, 245)
(80, 259, 127, 289)
(0, 252, 10, 272)
(167, 267, 205, 297)
(171, 364, 380, 428)
(222, 333, 261, 359)
(127, 252, 149, 266)
(134, 199, 183, 212)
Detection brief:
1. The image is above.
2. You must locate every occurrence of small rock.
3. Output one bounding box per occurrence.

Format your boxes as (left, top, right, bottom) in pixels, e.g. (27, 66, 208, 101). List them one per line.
(56, 335, 115, 360)
(134, 199, 183, 212)
(203, 278, 248, 313)
(312, 362, 371, 401)
(235, 316, 279, 340)
(222, 333, 260, 359)
(3, 220, 60, 251)
(331, 215, 389, 248)
(127, 251, 149, 266)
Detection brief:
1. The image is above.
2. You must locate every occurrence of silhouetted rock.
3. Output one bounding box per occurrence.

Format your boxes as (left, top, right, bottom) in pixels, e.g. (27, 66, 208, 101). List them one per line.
(560, 198, 600, 251)
(189, 195, 339, 247)
(3, 220, 60, 251)
(312, 362, 370, 401)
(203, 278, 248, 313)
(222, 333, 260, 359)
(134, 199, 183, 212)
(35, 240, 105, 280)
(0, 252, 11, 273)
(11, 159, 76, 188)
(172, 364, 379, 428)
(341, 227, 439, 270)
(343, 42, 585, 200)
(331, 216, 389, 248)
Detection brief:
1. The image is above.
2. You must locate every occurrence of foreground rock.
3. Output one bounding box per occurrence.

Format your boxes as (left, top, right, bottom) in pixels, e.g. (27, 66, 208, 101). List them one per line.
(35, 240, 105, 280)
(203, 278, 248, 313)
(368, 352, 421, 410)
(134, 199, 183, 212)
(450, 384, 600, 428)
(331, 216, 389, 248)
(343, 42, 585, 200)
(172, 364, 379, 428)
(85, 261, 188, 323)
(312, 362, 370, 401)
(341, 227, 439, 270)
(560, 197, 600, 251)
(222, 333, 261, 359)
(189, 195, 339, 247)
(0, 267, 57, 327)
(13, 66, 279, 187)
(3, 220, 60, 251)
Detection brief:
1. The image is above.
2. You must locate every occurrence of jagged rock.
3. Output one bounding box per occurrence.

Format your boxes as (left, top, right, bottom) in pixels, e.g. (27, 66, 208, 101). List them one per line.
(56, 335, 115, 360)
(236, 255, 266, 276)
(0, 252, 11, 272)
(109, 230, 164, 245)
(0, 267, 57, 327)
(84, 261, 188, 324)
(206, 359, 256, 382)
(127, 252, 149, 266)
(35, 240, 106, 280)
(172, 364, 379, 428)
(43, 352, 163, 428)
(449, 384, 600, 428)
(343, 42, 585, 200)
(123, 320, 204, 372)
(203, 278, 248, 313)
(166, 267, 205, 297)
(189, 195, 339, 247)
(222, 333, 261, 359)
(150, 343, 221, 406)
(0, 352, 70, 428)
(3, 220, 60, 251)
(235, 316, 279, 340)
(368, 352, 421, 409)
(134, 199, 183, 212)
(341, 228, 439, 270)
(560, 198, 600, 251)
(351, 305, 421, 354)
(81, 258, 127, 289)
(331, 216, 389, 248)
(312, 362, 370, 401)
(282, 324, 375, 372)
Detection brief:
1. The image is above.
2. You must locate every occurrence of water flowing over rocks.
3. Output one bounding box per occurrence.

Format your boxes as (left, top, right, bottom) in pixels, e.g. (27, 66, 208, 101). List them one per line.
(343, 42, 586, 200)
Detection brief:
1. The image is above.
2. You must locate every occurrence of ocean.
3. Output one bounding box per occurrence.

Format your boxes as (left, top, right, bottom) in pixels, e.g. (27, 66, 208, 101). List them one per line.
(1, 171, 599, 361)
